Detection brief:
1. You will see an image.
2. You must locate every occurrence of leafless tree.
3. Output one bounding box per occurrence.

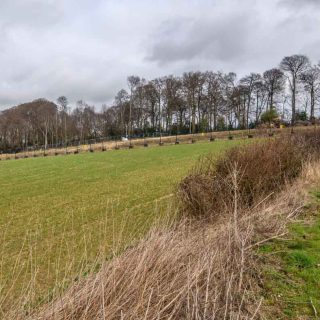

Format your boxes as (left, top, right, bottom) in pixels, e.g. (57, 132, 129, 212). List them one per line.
(240, 73, 262, 128)
(144, 82, 158, 132)
(127, 76, 141, 141)
(204, 72, 224, 130)
(115, 89, 130, 136)
(263, 68, 285, 110)
(183, 72, 203, 134)
(280, 55, 310, 124)
(300, 65, 320, 120)
(57, 96, 69, 144)
(152, 77, 165, 137)
(253, 78, 268, 123)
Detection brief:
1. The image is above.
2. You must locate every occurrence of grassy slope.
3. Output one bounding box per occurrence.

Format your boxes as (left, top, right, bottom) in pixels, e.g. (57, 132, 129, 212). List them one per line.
(260, 193, 320, 319)
(0, 140, 239, 309)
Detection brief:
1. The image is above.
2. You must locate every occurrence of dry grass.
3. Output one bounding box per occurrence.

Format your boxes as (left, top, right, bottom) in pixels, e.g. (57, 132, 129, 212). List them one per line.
(178, 138, 305, 220)
(178, 128, 320, 221)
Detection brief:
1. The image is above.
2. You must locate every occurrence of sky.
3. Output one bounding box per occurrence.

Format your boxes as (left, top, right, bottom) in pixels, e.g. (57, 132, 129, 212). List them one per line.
(0, 0, 320, 110)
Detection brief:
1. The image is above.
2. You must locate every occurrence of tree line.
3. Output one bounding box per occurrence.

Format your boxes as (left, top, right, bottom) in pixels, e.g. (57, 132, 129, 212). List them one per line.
(0, 54, 319, 152)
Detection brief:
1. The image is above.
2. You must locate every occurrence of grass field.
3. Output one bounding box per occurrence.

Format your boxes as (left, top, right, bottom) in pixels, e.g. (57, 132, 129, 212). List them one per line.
(0, 140, 240, 313)
(261, 193, 320, 318)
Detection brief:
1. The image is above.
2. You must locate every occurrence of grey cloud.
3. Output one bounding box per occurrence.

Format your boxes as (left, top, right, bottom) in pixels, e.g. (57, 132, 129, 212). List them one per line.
(147, 12, 256, 65)
(0, 0, 320, 109)
(280, 0, 320, 8)
(0, 0, 63, 29)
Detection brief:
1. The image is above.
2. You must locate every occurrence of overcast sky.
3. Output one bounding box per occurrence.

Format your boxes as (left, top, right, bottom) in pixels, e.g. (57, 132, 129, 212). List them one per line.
(0, 0, 320, 109)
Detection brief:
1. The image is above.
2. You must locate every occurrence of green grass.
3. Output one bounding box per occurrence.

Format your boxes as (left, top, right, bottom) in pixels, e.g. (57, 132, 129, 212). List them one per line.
(260, 196, 320, 319)
(0, 140, 239, 312)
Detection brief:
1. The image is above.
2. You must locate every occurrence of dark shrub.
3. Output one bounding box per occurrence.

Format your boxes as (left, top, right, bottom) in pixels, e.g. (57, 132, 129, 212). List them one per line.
(179, 137, 305, 219)
(292, 128, 320, 158)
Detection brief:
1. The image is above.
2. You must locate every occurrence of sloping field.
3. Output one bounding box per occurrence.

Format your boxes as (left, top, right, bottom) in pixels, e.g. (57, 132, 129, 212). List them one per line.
(0, 140, 240, 314)
(25, 132, 320, 320)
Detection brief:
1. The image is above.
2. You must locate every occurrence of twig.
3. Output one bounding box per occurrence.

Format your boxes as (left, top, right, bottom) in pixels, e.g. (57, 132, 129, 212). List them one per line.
(286, 205, 305, 219)
(245, 232, 288, 250)
(250, 297, 263, 319)
(252, 192, 274, 210)
(310, 298, 318, 319)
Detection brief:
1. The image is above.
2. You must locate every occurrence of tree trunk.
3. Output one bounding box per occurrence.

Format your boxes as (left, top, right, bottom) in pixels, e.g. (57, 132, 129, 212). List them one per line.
(270, 87, 274, 110)
(291, 77, 296, 125)
(311, 87, 315, 120)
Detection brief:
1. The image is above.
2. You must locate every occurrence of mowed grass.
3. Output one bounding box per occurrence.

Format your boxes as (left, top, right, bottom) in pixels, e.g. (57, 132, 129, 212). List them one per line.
(260, 194, 320, 318)
(0, 140, 239, 312)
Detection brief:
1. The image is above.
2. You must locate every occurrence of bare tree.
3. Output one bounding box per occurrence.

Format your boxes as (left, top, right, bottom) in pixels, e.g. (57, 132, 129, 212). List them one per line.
(253, 78, 268, 123)
(144, 82, 158, 132)
(152, 77, 165, 137)
(127, 76, 140, 142)
(34, 99, 57, 149)
(57, 96, 69, 144)
(240, 73, 261, 128)
(115, 89, 130, 136)
(183, 72, 203, 134)
(221, 72, 237, 129)
(263, 68, 285, 110)
(162, 76, 183, 133)
(280, 55, 310, 124)
(300, 65, 320, 121)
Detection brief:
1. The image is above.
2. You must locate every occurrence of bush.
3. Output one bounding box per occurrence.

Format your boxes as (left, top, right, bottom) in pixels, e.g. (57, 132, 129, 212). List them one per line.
(179, 136, 307, 220)
(295, 110, 307, 121)
(261, 108, 279, 124)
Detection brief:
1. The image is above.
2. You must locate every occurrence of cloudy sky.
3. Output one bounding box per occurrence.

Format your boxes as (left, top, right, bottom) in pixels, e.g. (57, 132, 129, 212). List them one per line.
(0, 0, 320, 109)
